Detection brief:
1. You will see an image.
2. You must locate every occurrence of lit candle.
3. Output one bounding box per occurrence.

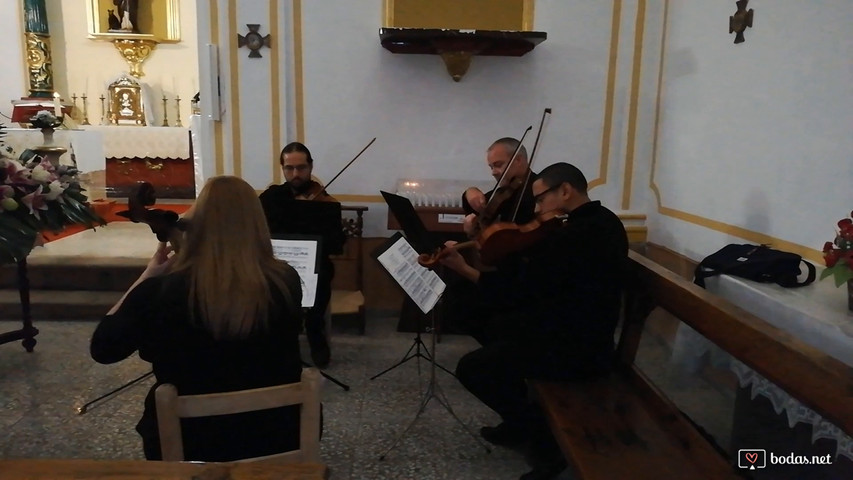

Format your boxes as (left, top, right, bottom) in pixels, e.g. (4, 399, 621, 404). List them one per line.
(53, 92, 62, 117)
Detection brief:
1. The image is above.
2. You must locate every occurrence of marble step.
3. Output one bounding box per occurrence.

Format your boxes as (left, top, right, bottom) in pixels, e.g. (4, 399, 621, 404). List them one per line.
(0, 289, 123, 321)
(0, 256, 145, 291)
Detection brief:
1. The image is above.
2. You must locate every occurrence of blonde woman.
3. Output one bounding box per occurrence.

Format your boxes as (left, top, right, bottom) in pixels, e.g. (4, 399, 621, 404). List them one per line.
(91, 176, 304, 461)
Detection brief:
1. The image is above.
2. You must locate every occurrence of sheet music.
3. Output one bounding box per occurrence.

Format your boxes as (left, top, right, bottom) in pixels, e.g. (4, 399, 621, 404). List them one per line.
(376, 235, 446, 314)
(271, 238, 319, 308)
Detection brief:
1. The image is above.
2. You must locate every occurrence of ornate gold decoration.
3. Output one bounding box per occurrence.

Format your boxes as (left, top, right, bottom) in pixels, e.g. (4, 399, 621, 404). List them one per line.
(25, 32, 53, 95)
(108, 74, 146, 126)
(438, 51, 473, 82)
(111, 38, 159, 77)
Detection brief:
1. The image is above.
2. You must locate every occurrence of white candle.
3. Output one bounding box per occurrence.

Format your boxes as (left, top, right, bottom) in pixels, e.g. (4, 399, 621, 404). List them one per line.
(53, 92, 61, 117)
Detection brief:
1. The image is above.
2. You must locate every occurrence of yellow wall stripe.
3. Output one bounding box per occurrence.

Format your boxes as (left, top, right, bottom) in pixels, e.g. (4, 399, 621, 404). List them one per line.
(293, 0, 305, 143)
(211, 1, 224, 176)
(228, 0, 242, 177)
(621, 0, 645, 210)
(589, 0, 621, 189)
(271, 0, 281, 184)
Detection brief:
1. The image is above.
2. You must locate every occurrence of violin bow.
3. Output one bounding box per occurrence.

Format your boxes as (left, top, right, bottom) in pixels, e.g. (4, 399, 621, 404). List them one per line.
(307, 137, 377, 200)
(485, 125, 533, 206)
(511, 108, 552, 221)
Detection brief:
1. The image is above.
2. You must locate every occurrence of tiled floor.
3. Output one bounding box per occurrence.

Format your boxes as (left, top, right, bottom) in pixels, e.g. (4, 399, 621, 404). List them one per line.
(0, 315, 554, 480)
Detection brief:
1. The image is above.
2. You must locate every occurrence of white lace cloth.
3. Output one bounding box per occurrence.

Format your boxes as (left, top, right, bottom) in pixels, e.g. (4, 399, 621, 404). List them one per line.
(81, 126, 190, 159)
(731, 359, 853, 461)
(671, 274, 853, 461)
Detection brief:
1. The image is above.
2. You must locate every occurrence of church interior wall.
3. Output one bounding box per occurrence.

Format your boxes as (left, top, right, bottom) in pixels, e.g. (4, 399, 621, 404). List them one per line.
(646, 0, 852, 263)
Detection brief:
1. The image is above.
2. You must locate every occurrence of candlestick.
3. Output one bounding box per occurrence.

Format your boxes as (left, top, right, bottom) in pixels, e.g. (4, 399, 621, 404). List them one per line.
(81, 93, 91, 125)
(53, 92, 61, 117)
(174, 95, 183, 127)
(71, 94, 78, 109)
(99, 95, 106, 125)
(162, 95, 169, 127)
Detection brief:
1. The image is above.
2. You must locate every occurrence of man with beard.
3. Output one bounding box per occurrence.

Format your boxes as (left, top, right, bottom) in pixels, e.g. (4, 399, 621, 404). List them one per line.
(259, 142, 345, 368)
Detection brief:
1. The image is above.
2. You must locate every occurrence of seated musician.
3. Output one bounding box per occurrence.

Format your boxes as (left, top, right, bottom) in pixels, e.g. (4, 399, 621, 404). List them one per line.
(259, 142, 346, 368)
(444, 137, 539, 345)
(91, 176, 306, 461)
(461, 137, 538, 236)
(439, 163, 628, 480)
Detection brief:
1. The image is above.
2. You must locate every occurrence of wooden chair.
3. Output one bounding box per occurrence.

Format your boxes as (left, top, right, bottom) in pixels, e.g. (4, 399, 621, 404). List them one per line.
(330, 206, 368, 334)
(154, 368, 322, 463)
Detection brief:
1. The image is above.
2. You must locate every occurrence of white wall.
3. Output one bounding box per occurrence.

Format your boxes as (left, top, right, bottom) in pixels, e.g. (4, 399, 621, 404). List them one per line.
(205, 0, 649, 236)
(647, 0, 852, 262)
(0, 3, 31, 118)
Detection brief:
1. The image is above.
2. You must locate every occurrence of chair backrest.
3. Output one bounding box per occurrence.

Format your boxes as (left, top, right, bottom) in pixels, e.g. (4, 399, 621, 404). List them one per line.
(155, 368, 322, 463)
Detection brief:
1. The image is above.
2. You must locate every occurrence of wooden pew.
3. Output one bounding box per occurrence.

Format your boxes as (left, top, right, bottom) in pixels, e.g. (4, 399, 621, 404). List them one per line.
(0, 459, 329, 479)
(530, 250, 853, 480)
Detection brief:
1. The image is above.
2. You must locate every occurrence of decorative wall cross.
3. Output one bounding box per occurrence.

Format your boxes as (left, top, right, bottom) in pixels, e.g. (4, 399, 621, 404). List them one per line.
(238, 24, 271, 58)
(729, 0, 754, 44)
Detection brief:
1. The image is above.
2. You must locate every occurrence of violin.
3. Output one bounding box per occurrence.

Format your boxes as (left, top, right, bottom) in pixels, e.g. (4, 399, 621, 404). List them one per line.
(296, 137, 376, 202)
(418, 210, 568, 269)
(116, 182, 188, 251)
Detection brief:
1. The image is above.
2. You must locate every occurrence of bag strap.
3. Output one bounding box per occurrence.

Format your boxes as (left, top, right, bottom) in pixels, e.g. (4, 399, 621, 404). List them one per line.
(692, 245, 765, 288)
(774, 260, 816, 288)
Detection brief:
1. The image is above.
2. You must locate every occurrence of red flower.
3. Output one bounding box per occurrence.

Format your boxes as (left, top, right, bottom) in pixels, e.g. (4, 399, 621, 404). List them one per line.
(824, 248, 841, 267)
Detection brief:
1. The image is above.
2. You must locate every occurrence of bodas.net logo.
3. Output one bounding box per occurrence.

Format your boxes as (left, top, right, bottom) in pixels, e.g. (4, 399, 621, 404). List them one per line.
(738, 449, 767, 470)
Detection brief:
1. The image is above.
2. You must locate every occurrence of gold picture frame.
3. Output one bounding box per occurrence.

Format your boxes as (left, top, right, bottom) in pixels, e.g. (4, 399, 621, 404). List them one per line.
(86, 0, 181, 43)
(383, 0, 535, 31)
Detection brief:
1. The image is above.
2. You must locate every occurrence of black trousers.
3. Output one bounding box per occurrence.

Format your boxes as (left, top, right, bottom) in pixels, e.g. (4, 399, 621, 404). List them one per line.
(304, 260, 334, 344)
(456, 340, 610, 429)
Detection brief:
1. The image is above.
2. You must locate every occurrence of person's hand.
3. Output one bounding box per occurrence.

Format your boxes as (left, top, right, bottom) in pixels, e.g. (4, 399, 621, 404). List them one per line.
(438, 240, 480, 283)
(463, 213, 479, 237)
(464, 187, 486, 213)
(141, 242, 175, 279)
(437, 241, 464, 271)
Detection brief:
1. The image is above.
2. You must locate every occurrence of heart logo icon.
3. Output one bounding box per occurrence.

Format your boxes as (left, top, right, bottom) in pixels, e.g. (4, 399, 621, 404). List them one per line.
(745, 452, 758, 464)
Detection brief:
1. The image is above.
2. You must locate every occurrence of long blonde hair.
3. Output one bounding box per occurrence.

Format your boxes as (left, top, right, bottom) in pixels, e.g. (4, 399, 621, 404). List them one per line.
(169, 175, 297, 339)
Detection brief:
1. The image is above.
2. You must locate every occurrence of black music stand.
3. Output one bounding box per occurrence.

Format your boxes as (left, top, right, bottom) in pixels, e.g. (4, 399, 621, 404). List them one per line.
(272, 234, 350, 392)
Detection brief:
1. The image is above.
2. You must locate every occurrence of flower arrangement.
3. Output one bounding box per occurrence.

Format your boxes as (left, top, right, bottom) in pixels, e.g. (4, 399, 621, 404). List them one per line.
(29, 110, 62, 129)
(820, 211, 853, 287)
(0, 123, 104, 264)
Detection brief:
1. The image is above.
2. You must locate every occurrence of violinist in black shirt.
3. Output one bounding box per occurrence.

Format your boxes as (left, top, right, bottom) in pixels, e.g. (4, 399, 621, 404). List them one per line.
(259, 142, 346, 368)
(440, 163, 628, 480)
(443, 137, 538, 345)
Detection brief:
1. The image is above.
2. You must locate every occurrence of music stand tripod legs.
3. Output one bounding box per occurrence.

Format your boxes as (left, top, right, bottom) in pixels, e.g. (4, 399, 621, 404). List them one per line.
(378, 308, 490, 460)
(302, 360, 350, 391)
(370, 311, 454, 381)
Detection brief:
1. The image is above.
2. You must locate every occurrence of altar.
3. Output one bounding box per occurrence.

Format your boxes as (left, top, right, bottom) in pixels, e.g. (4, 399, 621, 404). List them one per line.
(1, 126, 194, 200)
(83, 126, 195, 199)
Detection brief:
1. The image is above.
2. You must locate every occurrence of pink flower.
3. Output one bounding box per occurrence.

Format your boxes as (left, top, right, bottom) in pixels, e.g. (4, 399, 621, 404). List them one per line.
(20, 185, 47, 218)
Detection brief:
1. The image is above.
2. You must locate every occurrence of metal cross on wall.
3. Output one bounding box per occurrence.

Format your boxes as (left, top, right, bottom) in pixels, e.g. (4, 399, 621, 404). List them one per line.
(238, 24, 271, 58)
(729, 0, 754, 44)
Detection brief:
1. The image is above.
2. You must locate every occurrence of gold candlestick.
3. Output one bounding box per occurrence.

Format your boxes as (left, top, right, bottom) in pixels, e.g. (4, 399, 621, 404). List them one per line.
(161, 95, 169, 127)
(174, 95, 183, 127)
(99, 95, 106, 125)
(71, 94, 78, 110)
(81, 93, 91, 125)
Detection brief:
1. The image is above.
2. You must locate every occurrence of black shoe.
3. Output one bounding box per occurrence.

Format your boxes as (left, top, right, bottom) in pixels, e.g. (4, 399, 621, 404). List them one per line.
(480, 423, 527, 448)
(518, 459, 567, 480)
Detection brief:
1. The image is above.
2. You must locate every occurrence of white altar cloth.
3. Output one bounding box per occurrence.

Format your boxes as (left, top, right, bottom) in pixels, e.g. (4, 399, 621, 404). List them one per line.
(81, 126, 190, 159)
(671, 273, 853, 460)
